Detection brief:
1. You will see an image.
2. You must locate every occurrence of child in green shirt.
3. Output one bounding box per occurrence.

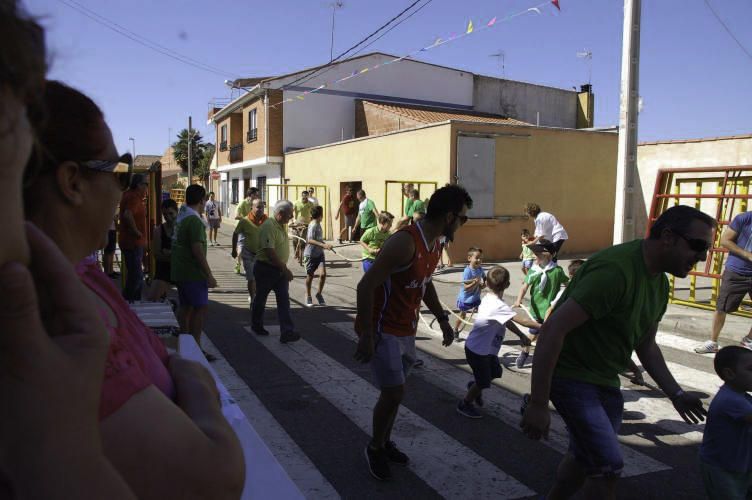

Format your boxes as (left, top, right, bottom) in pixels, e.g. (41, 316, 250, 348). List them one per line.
(359, 212, 394, 273)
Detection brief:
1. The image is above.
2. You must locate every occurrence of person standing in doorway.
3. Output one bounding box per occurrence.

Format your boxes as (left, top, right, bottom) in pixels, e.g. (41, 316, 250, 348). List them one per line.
(118, 174, 148, 301)
(335, 184, 358, 243)
(205, 191, 221, 246)
(353, 189, 379, 241)
(524, 202, 568, 258)
(355, 184, 473, 481)
(696, 211, 752, 354)
(171, 184, 218, 361)
(232, 198, 267, 306)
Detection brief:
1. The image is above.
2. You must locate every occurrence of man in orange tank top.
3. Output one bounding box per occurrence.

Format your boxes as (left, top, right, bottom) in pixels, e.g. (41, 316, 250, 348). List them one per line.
(354, 184, 473, 481)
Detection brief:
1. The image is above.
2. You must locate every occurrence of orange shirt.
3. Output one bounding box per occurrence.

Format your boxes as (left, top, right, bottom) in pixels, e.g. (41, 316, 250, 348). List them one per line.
(248, 211, 268, 226)
(118, 189, 147, 249)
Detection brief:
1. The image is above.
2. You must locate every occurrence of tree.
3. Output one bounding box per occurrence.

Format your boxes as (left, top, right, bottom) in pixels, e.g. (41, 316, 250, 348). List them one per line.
(193, 143, 215, 187)
(172, 128, 206, 176)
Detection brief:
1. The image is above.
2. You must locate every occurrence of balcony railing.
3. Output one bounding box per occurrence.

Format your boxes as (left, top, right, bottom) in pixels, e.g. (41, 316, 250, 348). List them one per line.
(229, 144, 243, 163)
(219, 140, 228, 151)
(247, 128, 258, 142)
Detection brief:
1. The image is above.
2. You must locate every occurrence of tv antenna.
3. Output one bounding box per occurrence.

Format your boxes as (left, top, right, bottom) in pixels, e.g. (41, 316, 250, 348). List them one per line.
(576, 49, 593, 85)
(327, 1, 345, 62)
(489, 51, 505, 78)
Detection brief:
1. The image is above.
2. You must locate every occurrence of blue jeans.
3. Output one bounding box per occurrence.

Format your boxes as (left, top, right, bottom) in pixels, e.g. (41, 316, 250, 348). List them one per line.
(121, 246, 144, 302)
(550, 376, 624, 477)
(251, 261, 294, 334)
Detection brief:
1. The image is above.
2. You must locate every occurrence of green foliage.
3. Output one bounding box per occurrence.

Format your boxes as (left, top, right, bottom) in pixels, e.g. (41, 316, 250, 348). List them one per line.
(193, 143, 215, 185)
(172, 128, 207, 173)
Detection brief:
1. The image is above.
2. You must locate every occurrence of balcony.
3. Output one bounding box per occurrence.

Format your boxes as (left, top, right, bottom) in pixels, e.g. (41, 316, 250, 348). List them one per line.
(229, 144, 243, 163)
(219, 140, 228, 151)
(247, 128, 258, 143)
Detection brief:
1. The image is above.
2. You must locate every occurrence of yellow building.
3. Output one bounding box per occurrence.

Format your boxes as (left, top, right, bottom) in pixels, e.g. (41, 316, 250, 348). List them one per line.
(285, 118, 617, 263)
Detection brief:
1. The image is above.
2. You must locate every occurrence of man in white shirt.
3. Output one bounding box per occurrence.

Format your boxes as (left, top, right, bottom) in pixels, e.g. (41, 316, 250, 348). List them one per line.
(525, 202, 568, 258)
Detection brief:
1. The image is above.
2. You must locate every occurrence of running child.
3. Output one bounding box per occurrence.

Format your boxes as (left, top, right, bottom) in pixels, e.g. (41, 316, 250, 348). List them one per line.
(454, 247, 485, 342)
(359, 212, 394, 273)
(699, 346, 752, 500)
(457, 266, 541, 418)
(520, 229, 536, 275)
(304, 205, 333, 307)
(512, 239, 569, 368)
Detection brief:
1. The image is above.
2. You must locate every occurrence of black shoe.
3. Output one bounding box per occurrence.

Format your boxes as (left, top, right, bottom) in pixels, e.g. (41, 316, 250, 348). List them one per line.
(201, 349, 218, 362)
(453, 330, 461, 342)
(280, 331, 301, 344)
(467, 381, 483, 407)
(384, 441, 409, 465)
(365, 444, 391, 481)
(252, 327, 270, 336)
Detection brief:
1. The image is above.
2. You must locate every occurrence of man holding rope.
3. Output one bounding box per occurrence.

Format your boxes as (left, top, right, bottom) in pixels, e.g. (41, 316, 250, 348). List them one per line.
(354, 184, 473, 481)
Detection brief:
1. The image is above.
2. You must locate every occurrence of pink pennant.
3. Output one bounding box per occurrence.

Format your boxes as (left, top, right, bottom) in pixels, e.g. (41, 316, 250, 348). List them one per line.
(552, 0, 560, 10)
(487, 17, 497, 27)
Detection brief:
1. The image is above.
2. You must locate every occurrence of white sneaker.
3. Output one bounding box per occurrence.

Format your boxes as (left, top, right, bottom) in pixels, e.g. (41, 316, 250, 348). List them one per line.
(305, 296, 313, 307)
(694, 340, 719, 354)
(741, 337, 752, 351)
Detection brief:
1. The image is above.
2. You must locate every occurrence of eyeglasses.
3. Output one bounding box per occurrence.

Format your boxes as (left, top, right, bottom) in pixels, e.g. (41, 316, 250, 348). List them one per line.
(454, 213, 468, 225)
(675, 232, 711, 253)
(77, 153, 133, 191)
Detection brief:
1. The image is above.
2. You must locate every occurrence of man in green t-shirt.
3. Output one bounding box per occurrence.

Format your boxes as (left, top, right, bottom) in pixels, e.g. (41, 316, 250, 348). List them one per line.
(171, 184, 217, 359)
(292, 191, 315, 265)
(231, 198, 267, 304)
(251, 200, 299, 343)
(358, 212, 394, 273)
(353, 189, 379, 240)
(521, 205, 716, 499)
(234, 187, 260, 274)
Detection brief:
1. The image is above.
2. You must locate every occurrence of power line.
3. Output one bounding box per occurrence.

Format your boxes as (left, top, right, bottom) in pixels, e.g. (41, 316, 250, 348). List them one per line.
(703, 0, 752, 62)
(56, 0, 241, 79)
(279, 0, 430, 90)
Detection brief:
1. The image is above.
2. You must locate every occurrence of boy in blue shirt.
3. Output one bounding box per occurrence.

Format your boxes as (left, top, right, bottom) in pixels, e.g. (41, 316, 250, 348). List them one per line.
(700, 346, 752, 499)
(454, 247, 485, 341)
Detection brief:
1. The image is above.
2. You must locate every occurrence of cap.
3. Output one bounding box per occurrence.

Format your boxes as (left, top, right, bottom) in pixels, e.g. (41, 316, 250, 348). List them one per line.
(527, 238, 557, 255)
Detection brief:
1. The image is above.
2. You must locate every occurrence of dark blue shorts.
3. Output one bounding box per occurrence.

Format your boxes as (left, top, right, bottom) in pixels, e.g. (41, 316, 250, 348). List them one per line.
(465, 347, 502, 389)
(549, 376, 624, 477)
(177, 280, 209, 308)
(304, 255, 325, 276)
(363, 259, 375, 273)
(457, 298, 481, 312)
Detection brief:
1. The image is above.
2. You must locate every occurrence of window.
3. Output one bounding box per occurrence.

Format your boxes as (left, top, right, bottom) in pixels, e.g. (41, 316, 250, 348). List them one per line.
(220, 124, 228, 151)
(247, 109, 258, 142)
(256, 176, 267, 202)
(231, 178, 239, 204)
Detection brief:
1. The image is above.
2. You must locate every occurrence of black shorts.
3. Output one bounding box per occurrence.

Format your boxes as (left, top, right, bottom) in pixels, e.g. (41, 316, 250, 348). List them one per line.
(465, 346, 502, 389)
(154, 262, 172, 283)
(104, 230, 117, 254)
(716, 268, 752, 313)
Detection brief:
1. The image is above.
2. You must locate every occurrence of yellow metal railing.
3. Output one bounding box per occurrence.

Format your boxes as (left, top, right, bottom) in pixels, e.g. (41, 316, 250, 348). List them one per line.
(384, 180, 438, 218)
(264, 184, 330, 238)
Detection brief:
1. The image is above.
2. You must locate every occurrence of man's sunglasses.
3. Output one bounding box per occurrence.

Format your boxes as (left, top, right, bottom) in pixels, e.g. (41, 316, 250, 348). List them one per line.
(675, 232, 711, 253)
(78, 153, 133, 191)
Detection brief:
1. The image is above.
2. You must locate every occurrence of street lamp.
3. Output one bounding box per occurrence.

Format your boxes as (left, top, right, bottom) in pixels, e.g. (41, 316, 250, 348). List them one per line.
(129, 137, 135, 161)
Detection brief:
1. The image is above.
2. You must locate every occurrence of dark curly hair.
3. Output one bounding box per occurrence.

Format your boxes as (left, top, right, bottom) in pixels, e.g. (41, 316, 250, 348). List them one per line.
(425, 184, 473, 221)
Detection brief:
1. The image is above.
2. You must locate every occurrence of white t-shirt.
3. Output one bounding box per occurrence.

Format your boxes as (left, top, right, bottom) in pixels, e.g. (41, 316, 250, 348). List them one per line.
(465, 294, 517, 356)
(308, 196, 319, 206)
(534, 211, 568, 242)
(205, 200, 220, 220)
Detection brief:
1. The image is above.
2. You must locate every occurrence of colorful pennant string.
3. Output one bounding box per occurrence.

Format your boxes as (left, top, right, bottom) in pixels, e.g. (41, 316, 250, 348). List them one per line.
(268, 0, 560, 108)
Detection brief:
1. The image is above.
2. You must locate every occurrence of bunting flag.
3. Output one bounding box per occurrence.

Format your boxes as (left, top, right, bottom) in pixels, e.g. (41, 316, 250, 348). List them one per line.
(269, 0, 560, 109)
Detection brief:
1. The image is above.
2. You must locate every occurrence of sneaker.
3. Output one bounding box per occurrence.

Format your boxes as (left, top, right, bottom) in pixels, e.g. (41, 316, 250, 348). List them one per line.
(315, 293, 326, 306)
(453, 329, 461, 342)
(305, 296, 313, 307)
(456, 400, 482, 419)
(467, 381, 483, 407)
(384, 441, 409, 465)
(251, 327, 270, 336)
(280, 331, 301, 344)
(515, 351, 529, 369)
(365, 444, 391, 481)
(741, 336, 752, 351)
(694, 340, 719, 354)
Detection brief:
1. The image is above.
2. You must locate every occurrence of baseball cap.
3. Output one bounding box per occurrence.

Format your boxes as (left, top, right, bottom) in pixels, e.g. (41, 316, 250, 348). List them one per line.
(527, 238, 557, 255)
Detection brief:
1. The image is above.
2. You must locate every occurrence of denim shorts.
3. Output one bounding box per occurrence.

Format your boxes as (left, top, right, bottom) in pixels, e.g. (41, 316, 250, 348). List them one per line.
(241, 248, 256, 282)
(177, 280, 209, 308)
(522, 259, 534, 270)
(370, 332, 416, 389)
(549, 376, 624, 477)
(457, 298, 481, 312)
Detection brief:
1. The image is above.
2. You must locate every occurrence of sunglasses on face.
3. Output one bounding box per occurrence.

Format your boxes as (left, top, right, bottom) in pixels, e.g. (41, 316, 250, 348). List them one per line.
(77, 153, 133, 191)
(675, 232, 711, 253)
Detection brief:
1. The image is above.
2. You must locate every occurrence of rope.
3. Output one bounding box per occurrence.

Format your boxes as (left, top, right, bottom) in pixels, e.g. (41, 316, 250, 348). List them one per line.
(288, 233, 367, 263)
(437, 298, 475, 327)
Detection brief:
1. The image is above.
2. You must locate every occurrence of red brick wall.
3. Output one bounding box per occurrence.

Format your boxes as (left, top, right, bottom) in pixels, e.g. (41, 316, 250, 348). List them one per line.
(354, 100, 422, 138)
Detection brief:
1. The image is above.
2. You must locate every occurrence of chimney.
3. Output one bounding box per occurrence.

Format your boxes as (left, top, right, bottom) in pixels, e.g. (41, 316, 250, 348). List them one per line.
(576, 84, 594, 128)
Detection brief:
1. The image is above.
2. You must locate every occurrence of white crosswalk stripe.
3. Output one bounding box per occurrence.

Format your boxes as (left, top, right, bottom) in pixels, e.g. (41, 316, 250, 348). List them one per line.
(324, 322, 671, 478)
(245, 326, 537, 499)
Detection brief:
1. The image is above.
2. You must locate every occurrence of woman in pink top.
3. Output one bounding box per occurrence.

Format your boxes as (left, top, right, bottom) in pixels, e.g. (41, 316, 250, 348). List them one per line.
(24, 81, 244, 499)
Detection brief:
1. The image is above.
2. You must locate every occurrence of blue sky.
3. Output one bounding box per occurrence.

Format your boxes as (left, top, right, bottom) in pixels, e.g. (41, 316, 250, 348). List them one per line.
(25, 0, 752, 157)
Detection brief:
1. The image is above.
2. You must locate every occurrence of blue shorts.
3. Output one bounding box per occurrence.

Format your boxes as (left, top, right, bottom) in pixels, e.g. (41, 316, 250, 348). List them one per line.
(304, 255, 325, 276)
(363, 259, 375, 273)
(370, 332, 416, 389)
(177, 281, 209, 308)
(522, 259, 534, 270)
(549, 377, 624, 477)
(457, 298, 481, 312)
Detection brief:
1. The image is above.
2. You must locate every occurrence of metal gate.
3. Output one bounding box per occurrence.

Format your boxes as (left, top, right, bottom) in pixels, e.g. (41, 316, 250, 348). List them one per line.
(384, 180, 438, 218)
(646, 166, 752, 317)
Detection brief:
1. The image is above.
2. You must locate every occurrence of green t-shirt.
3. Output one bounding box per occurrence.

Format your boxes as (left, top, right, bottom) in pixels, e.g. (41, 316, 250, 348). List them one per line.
(521, 244, 535, 261)
(236, 218, 262, 254)
(256, 218, 289, 264)
(359, 199, 377, 229)
(171, 215, 207, 282)
(294, 200, 314, 224)
(360, 226, 390, 260)
(411, 199, 426, 216)
(404, 197, 415, 217)
(236, 198, 251, 218)
(553, 239, 669, 387)
(524, 265, 569, 322)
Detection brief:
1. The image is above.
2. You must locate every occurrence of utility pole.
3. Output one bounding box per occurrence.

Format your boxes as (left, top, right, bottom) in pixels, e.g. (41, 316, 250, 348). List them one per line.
(187, 116, 192, 184)
(129, 137, 135, 161)
(613, 0, 641, 244)
(328, 1, 344, 62)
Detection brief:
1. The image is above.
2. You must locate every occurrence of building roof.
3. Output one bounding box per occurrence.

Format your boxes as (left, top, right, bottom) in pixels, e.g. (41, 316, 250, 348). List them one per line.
(360, 99, 529, 126)
(639, 133, 752, 146)
(159, 147, 183, 176)
(133, 155, 162, 169)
